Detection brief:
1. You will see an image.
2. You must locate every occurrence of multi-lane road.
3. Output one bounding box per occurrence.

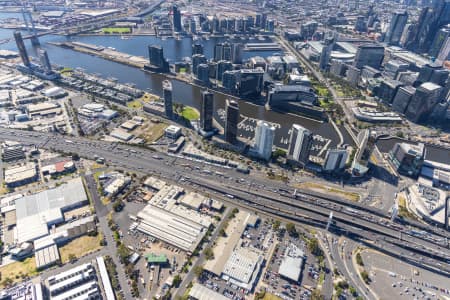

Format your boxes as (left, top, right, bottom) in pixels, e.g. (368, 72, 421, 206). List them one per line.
(1, 128, 450, 278)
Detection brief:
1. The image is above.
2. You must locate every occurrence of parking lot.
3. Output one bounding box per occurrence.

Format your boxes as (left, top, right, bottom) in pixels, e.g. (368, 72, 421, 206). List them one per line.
(361, 250, 450, 300)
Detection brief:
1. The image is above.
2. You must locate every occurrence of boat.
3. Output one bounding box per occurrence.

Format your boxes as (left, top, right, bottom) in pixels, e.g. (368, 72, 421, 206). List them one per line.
(120, 35, 132, 40)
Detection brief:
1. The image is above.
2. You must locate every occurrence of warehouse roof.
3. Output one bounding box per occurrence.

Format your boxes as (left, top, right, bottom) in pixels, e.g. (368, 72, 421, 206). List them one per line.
(145, 253, 167, 264)
(279, 245, 305, 282)
(189, 283, 229, 300)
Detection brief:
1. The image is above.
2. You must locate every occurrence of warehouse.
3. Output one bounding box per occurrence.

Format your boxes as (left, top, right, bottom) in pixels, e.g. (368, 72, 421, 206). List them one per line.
(222, 246, 264, 290)
(136, 204, 207, 253)
(189, 283, 229, 300)
(15, 177, 88, 243)
(4, 163, 38, 187)
(278, 244, 305, 282)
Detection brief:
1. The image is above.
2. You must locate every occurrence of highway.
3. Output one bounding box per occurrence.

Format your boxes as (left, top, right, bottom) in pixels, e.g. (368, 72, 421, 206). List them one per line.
(1, 128, 449, 278)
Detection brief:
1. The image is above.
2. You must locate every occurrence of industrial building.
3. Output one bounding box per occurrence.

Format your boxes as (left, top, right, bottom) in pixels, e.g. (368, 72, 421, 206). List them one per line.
(4, 163, 38, 188)
(189, 283, 229, 300)
(279, 244, 305, 282)
(14, 177, 88, 243)
(136, 204, 208, 253)
(222, 246, 264, 290)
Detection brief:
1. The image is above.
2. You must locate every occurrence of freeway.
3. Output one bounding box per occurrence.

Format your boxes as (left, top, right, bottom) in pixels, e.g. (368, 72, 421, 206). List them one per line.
(1, 128, 449, 276)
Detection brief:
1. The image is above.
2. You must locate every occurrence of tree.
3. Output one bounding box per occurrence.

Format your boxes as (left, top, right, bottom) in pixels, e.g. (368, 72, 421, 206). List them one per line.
(285, 222, 297, 237)
(193, 265, 204, 278)
(117, 243, 130, 263)
(360, 270, 370, 284)
(68, 253, 77, 262)
(272, 220, 281, 231)
(308, 238, 323, 256)
(356, 253, 364, 266)
(204, 247, 214, 260)
(173, 274, 182, 287)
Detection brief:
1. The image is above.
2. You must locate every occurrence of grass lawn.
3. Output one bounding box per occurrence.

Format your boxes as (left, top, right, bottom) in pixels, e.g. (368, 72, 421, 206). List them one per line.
(263, 293, 282, 300)
(398, 195, 417, 220)
(101, 27, 131, 34)
(297, 182, 360, 202)
(318, 98, 335, 110)
(181, 106, 200, 120)
(138, 122, 168, 143)
(0, 257, 38, 288)
(59, 235, 102, 264)
(127, 100, 143, 110)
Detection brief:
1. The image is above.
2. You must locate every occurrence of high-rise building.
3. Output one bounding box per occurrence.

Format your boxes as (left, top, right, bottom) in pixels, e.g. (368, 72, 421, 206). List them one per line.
(354, 16, 367, 32)
(238, 69, 264, 98)
(162, 80, 173, 120)
(148, 45, 169, 72)
(430, 25, 450, 58)
(389, 142, 425, 178)
(405, 82, 443, 123)
(232, 43, 244, 64)
(172, 5, 182, 32)
(217, 60, 233, 81)
(353, 44, 385, 70)
(351, 129, 376, 177)
(225, 99, 239, 144)
(189, 19, 196, 34)
(405, 6, 439, 54)
(222, 43, 232, 61)
(192, 54, 207, 75)
(437, 35, 450, 62)
(319, 34, 335, 71)
(323, 149, 348, 172)
(300, 21, 318, 40)
(385, 11, 408, 45)
(14, 31, 30, 67)
(214, 43, 224, 61)
(192, 43, 204, 55)
(392, 86, 416, 114)
(253, 121, 275, 160)
(288, 124, 313, 166)
(197, 64, 210, 85)
(200, 90, 214, 132)
(38, 49, 51, 73)
(415, 63, 449, 87)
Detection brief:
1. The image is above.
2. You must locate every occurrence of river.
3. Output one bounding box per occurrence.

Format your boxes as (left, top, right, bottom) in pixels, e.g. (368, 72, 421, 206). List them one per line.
(0, 12, 448, 163)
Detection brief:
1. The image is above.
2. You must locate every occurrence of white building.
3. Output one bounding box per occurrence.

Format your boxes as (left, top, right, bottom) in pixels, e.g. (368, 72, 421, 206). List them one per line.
(323, 149, 348, 172)
(253, 121, 275, 160)
(288, 124, 313, 165)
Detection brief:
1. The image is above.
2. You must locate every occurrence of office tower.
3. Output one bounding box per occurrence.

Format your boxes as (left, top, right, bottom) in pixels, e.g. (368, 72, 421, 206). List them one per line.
(217, 60, 233, 81)
(389, 143, 425, 178)
(351, 129, 376, 177)
(222, 71, 238, 93)
(437, 35, 450, 62)
(266, 19, 275, 32)
(405, 82, 443, 123)
(346, 65, 361, 87)
(319, 34, 334, 71)
(162, 80, 173, 120)
(172, 5, 182, 32)
(385, 11, 408, 45)
(212, 16, 220, 33)
(300, 21, 318, 40)
(323, 149, 348, 172)
(214, 43, 223, 61)
(38, 49, 51, 73)
(253, 121, 275, 160)
(189, 19, 196, 34)
(232, 43, 243, 64)
(222, 43, 232, 61)
(255, 14, 262, 28)
(416, 63, 449, 87)
(200, 90, 214, 132)
(261, 13, 268, 30)
(353, 44, 384, 70)
(192, 54, 207, 75)
(430, 25, 450, 58)
(238, 69, 264, 98)
(288, 124, 313, 166)
(14, 31, 30, 67)
(376, 79, 403, 103)
(383, 60, 409, 79)
(192, 43, 204, 55)
(392, 86, 416, 114)
(354, 16, 367, 32)
(405, 6, 438, 54)
(197, 64, 210, 85)
(235, 18, 244, 32)
(225, 99, 239, 144)
(148, 45, 169, 72)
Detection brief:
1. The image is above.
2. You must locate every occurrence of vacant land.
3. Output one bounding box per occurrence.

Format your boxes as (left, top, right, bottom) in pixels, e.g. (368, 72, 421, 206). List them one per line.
(136, 122, 168, 143)
(296, 182, 360, 202)
(59, 235, 102, 263)
(0, 257, 37, 288)
(101, 27, 131, 34)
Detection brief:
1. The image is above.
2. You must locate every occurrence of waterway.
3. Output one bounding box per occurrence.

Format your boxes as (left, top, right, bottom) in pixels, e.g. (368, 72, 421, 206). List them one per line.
(0, 12, 449, 163)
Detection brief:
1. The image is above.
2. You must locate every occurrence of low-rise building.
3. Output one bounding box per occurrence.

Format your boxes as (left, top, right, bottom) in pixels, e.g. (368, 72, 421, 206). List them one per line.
(165, 125, 182, 139)
(279, 244, 305, 282)
(389, 142, 425, 178)
(4, 163, 38, 187)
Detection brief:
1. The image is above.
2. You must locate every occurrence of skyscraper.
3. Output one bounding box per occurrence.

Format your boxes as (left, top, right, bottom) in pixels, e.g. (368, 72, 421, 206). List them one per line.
(200, 90, 214, 132)
(319, 34, 335, 71)
(354, 16, 367, 32)
(162, 80, 173, 120)
(14, 31, 30, 67)
(389, 143, 425, 178)
(232, 43, 243, 64)
(148, 45, 169, 72)
(214, 43, 224, 61)
(385, 11, 408, 45)
(404, 6, 439, 54)
(351, 129, 376, 177)
(253, 121, 275, 160)
(405, 82, 443, 123)
(172, 5, 182, 32)
(288, 124, 313, 166)
(38, 49, 51, 73)
(225, 99, 239, 144)
(353, 44, 384, 70)
(192, 43, 204, 55)
(222, 43, 232, 61)
(430, 25, 450, 58)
